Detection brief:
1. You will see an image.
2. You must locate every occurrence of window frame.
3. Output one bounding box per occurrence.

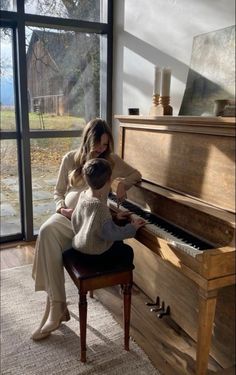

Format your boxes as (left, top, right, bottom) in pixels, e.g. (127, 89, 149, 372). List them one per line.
(0, 0, 113, 242)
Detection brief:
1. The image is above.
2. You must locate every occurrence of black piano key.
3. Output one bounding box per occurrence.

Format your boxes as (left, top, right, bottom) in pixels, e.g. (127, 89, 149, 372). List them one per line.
(108, 192, 213, 251)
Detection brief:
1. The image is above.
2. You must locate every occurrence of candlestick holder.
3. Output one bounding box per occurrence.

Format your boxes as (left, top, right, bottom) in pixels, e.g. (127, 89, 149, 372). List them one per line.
(149, 94, 161, 116)
(158, 96, 173, 116)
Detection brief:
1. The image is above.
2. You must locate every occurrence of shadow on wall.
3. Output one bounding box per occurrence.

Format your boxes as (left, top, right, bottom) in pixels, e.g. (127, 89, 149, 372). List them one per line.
(114, 1, 234, 119)
(114, 0, 190, 121)
(114, 1, 235, 206)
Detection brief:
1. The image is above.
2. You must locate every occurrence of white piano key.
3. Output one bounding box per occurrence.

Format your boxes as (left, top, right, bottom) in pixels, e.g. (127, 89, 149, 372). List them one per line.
(108, 197, 203, 257)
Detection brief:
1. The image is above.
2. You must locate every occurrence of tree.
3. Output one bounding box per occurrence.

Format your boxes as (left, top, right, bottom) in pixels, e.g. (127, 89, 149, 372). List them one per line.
(25, 0, 101, 122)
(0, 0, 13, 11)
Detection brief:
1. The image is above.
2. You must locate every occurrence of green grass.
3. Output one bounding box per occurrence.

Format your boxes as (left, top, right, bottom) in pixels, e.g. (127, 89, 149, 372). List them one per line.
(0, 109, 85, 131)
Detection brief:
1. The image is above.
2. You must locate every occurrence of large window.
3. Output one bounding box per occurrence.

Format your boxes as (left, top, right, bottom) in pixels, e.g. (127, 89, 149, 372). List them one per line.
(0, 0, 113, 242)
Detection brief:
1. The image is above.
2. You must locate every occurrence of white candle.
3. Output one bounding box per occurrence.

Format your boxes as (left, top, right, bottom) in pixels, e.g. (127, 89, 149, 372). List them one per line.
(161, 68, 171, 97)
(153, 66, 161, 95)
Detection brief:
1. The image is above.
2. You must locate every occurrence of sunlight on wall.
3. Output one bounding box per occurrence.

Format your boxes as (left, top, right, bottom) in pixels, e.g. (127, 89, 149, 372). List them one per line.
(112, 0, 235, 134)
(124, 0, 196, 62)
(123, 48, 153, 114)
(124, 0, 235, 63)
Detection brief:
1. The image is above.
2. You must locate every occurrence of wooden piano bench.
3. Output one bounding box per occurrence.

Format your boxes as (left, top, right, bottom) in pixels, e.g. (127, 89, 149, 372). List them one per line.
(62, 247, 135, 363)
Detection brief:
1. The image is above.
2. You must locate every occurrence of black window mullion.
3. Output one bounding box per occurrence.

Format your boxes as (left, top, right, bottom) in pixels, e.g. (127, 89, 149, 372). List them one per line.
(25, 14, 108, 33)
(13, 25, 26, 242)
(15, 13, 34, 241)
(1, 13, 109, 34)
(106, 0, 113, 123)
(29, 130, 83, 139)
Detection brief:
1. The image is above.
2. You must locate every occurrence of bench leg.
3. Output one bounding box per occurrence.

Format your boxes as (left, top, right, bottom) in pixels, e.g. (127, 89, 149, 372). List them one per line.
(123, 283, 132, 351)
(79, 291, 87, 362)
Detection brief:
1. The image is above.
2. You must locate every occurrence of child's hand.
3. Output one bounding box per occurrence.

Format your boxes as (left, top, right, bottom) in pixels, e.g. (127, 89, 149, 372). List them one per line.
(116, 211, 132, 221)
(131, 217, 146, 230)
(60, 208, 74, 219)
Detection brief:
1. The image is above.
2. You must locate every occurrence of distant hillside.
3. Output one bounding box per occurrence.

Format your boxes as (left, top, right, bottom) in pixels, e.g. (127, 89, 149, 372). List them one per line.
(0, 77, 14, 106)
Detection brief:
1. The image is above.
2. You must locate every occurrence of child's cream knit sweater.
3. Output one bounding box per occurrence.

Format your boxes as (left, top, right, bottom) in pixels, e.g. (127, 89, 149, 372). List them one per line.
(71, 191, 136, 254)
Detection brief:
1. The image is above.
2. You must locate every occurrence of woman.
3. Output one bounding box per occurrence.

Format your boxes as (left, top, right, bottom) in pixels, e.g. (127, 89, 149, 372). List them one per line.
(32, 118, 141, 340)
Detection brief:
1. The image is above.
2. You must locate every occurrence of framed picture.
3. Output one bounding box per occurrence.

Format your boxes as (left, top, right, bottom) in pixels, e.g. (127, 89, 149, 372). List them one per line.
(179, 25, 235, 116)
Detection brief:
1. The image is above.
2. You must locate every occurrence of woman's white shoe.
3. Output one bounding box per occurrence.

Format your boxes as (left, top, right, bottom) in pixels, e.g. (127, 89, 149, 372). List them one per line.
(31, 298, 70, 340)
(40, 301, 70, 334)
(31, 296, 51, 341)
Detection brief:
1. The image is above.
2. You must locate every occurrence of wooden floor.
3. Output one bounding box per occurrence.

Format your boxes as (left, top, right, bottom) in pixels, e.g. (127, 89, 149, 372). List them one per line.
(0, 242, 235, 375)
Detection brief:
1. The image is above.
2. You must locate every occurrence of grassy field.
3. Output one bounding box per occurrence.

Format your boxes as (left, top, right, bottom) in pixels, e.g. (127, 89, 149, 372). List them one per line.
(0, 109, 86, 131)
(0, 109, 85, 176)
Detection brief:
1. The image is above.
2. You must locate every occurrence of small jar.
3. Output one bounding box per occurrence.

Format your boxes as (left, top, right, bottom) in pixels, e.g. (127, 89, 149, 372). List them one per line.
(213, 99, 229, 116)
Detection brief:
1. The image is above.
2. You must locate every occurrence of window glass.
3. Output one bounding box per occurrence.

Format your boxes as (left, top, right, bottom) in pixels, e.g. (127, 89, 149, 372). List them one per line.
(31, 137, 82, 233)
(24, 0, 107, 23)
(0, 140, 22, 236)
(0, 0, 16, 11)
(0, 28, 16, 131)
(26, 27, 102, 130)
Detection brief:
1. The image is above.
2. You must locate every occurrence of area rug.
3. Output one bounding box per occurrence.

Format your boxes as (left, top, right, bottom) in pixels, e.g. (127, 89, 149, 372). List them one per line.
(1, 264, 160, 375)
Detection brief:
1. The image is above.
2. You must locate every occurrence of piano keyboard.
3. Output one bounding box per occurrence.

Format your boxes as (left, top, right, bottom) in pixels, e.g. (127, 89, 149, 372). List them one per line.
(108, 193, 213, 258)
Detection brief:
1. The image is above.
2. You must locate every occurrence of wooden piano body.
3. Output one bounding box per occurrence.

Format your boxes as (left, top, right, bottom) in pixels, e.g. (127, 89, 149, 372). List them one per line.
(114, 115, 235, 375)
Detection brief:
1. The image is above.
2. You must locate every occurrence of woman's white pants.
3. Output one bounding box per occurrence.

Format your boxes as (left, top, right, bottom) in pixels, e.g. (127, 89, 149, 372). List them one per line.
(32, 213, 74, 302)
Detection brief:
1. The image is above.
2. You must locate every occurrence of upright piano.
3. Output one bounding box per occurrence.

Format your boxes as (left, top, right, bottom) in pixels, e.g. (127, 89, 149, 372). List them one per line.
(111, 116, 235, 375)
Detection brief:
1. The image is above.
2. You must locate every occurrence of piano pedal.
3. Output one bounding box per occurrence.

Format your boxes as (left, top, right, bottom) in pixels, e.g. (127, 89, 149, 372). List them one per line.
(151, 301, 164, 312)
(157, 305, 170, 319)
(145, 296, 161, 308)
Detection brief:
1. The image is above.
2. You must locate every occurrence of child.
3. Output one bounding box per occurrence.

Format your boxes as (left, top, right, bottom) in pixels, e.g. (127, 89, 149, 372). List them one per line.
(71, 158, 145, 259)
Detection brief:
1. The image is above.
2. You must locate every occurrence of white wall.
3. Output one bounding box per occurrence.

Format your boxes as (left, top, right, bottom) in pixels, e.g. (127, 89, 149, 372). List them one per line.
(112, 0, 235, 149)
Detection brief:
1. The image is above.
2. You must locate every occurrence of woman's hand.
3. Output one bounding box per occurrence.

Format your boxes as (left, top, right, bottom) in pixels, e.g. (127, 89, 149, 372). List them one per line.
(60, 208, 74, 219)
(116, 181, 127, 207)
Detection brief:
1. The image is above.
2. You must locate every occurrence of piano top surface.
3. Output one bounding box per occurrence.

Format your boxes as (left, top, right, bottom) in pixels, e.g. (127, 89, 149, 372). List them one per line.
(115, 115, 236, 125)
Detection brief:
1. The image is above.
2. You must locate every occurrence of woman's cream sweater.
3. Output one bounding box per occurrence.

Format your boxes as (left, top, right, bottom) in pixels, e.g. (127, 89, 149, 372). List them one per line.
(54, 151, 141, 212)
